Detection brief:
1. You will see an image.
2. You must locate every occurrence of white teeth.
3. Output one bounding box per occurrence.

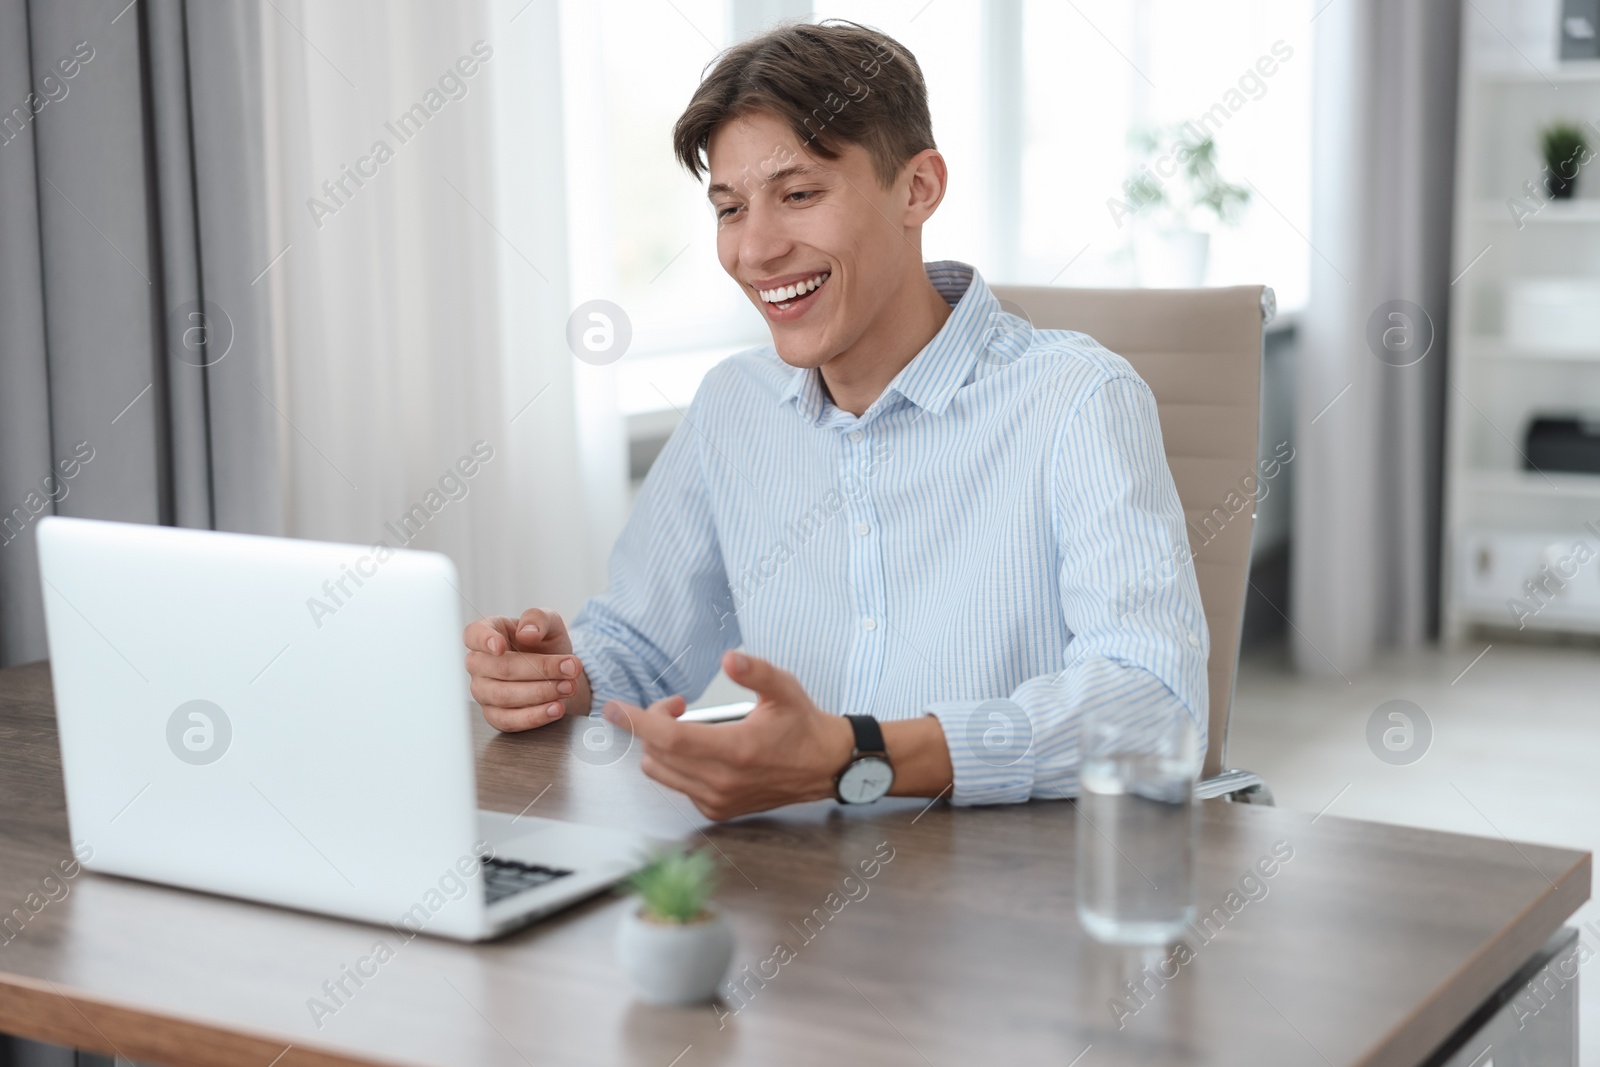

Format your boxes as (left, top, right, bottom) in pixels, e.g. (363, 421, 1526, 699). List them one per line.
(759, 272, 829, 303)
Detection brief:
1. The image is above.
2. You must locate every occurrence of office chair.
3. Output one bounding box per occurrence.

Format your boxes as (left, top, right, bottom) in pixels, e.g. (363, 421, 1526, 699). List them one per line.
(991, 282, 1276, 805)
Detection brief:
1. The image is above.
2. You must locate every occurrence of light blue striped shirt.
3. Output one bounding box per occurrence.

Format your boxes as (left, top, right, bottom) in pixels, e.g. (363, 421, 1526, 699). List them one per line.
(570, 261, 1209, 805)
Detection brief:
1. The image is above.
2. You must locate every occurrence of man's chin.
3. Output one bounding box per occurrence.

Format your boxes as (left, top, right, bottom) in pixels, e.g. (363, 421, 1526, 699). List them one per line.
(770, 337, 835, 371)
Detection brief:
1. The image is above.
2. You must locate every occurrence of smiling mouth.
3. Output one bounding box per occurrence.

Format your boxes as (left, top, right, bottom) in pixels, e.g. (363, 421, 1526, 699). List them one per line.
(757, 271, 830, 311)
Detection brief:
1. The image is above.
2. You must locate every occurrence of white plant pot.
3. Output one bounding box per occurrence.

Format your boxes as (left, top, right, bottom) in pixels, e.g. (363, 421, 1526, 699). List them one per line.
(615, 903, 735, 1005)
(1134, 228, 1210, 288)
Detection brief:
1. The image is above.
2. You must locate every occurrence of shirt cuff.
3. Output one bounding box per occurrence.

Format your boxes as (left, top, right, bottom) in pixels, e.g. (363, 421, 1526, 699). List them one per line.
(567, 629, 633, 717)
(926, 701, 1038, 806)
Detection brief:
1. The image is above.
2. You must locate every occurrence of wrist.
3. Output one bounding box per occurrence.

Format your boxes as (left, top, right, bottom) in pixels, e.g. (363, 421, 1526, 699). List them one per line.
(831, 714, 901, 805)
(816, 713, 856, 800)
(881, 716, 954, 798)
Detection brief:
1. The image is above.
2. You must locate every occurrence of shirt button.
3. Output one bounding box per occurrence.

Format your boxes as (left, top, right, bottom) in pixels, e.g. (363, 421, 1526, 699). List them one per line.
(850, 430, 864, 443)
(1187, 634, 1201, 648)
(862, 617, 878, 631)
(855, 522, 870, 536)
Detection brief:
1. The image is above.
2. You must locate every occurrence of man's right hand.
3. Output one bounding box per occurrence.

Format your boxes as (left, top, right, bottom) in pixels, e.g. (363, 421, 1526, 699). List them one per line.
(463, 608, 591, 732)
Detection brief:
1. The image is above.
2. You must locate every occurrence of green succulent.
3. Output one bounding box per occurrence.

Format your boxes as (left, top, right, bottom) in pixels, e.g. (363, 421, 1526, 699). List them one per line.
(625, 847, 719, 923)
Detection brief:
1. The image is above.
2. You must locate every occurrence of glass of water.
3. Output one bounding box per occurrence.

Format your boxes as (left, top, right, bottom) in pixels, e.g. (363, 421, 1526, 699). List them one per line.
(1075, 701, 1202, 945)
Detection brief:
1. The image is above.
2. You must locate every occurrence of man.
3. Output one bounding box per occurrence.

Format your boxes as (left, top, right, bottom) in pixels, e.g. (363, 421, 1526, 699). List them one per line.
(464, 20, 1208, 820)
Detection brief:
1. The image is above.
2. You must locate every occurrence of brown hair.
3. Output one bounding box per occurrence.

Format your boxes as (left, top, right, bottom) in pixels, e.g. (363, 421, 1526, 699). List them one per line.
(672, 19, 935, 190)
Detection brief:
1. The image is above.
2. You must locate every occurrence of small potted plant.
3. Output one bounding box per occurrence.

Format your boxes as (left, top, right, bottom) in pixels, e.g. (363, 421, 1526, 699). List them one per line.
(1124, 125, 1251, 287)
(1541, 121, 1591, 200)
(614, 847, 735, 1005)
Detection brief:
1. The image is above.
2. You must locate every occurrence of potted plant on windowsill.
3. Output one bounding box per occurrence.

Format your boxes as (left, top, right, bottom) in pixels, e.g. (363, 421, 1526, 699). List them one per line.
(1123, 125, 1251, 287)
(1541, 121, 1591, 200)
(615, 847, 735, 1005)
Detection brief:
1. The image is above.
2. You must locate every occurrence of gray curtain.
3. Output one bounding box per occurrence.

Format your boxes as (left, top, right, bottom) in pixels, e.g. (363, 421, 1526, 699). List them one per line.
(1290, 0, 1460, 674)
(0, 0, 279, 669)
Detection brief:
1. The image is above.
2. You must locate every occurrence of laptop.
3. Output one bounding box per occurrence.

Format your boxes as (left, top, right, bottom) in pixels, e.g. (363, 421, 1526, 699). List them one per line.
(36, 515, 653, 941)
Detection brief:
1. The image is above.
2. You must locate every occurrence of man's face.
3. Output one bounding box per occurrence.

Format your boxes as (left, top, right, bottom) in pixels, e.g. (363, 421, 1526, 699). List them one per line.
(706, 111, 912, 370)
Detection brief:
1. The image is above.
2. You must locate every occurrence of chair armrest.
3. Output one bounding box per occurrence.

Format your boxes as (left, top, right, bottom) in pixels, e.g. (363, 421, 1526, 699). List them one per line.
(1195, 769, 1275, 805)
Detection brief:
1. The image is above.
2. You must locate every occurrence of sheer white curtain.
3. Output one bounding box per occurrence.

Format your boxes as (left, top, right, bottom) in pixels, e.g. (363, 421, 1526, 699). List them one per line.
(259, 0, 622, 624)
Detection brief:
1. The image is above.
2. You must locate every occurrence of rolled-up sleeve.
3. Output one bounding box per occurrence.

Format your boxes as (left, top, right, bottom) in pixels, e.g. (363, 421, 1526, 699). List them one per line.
(927, 375, 1210, 805)
(568, 399, 739, 715)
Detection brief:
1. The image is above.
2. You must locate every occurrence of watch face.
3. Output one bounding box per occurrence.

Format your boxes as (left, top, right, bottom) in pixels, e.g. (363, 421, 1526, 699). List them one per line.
(838, 756, 894, 804)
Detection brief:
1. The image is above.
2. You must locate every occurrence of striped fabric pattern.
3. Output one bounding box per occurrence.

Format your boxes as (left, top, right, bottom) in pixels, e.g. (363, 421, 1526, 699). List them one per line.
(569, 261, 1209, 805)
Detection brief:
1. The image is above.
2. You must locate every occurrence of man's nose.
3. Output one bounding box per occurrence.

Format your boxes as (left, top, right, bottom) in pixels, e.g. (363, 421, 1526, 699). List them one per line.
(737, 200, 792, 274)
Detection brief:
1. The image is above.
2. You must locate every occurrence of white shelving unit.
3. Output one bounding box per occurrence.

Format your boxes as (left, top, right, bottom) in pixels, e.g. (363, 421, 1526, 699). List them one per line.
(1442, 18, 1600, 642)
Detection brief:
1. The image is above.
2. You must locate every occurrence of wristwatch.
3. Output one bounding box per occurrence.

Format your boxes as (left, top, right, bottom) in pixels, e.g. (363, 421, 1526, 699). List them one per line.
(835, 715, 894, 804)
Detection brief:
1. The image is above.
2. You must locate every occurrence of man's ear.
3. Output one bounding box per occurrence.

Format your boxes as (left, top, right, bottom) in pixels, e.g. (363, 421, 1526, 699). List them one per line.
(900, 148, 947, 228)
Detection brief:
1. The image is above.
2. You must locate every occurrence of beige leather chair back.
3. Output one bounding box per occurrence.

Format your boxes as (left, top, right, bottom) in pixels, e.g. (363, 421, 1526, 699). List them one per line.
(992, 285, 1266, 779)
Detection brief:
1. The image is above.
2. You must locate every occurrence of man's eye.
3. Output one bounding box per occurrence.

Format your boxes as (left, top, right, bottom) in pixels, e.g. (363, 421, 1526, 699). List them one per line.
(785, 190, 815, 203)
(715, 204, 740, 220)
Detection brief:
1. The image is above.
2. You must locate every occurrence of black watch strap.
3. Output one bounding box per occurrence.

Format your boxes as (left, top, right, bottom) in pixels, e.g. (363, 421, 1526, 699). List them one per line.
(845, 714, 886, 756)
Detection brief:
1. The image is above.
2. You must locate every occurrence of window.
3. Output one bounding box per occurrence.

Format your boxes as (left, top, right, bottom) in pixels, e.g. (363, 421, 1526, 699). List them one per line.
(564, 0, 767, 417)
(578, 0, 1312, 420)
(596, 1, 766, 357)
(1014, 0, 1312, 305)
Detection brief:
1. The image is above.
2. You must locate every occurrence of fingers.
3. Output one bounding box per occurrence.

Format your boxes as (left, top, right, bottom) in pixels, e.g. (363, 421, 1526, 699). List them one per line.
(467, 631, 583, 734)
(469, 674, 568, 709)
(638, 752, 699, 795)
(601, 695, 686, 743)
(463, 609, 573, 656)
(721, 650, 802, 703)
(602, 693, 764, 821)
(604, 695, 751, 784)
(513, 608, 570, 653)
(463, 616, 519, 655)
(465, 649, 581, 685)
(601, 700, 641, 734)
(480, 699, 569, 732)
(638, 752, 719, 813)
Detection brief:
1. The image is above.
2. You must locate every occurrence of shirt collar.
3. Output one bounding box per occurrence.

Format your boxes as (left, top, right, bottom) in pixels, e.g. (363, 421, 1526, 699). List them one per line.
(777, 260, 1003, 424)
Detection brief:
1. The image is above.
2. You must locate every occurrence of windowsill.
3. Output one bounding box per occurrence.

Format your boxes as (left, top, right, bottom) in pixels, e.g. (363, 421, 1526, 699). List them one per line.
(621, 342, 765, 481)
(1265, 308, 1301, 337)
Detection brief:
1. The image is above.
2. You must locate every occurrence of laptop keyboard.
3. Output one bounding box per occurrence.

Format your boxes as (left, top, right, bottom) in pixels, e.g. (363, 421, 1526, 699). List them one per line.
(482, 856, 574, 905)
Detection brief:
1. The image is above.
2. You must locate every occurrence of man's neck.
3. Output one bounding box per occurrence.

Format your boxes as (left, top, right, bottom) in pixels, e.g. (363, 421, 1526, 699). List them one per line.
(818, 267, 954, 417)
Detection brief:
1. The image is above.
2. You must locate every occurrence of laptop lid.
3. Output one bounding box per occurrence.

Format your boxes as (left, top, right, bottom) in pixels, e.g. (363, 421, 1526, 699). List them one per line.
(37, 516, 488, 939)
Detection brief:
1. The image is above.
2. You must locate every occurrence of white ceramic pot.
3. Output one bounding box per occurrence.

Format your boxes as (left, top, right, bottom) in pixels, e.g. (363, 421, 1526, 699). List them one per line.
(615, 903, 735, 1005)
(1133, 227, 1210, 288)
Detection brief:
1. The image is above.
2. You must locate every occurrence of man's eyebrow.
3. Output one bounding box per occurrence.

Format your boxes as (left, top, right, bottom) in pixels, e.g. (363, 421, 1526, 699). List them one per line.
(706, 162, 826, 199)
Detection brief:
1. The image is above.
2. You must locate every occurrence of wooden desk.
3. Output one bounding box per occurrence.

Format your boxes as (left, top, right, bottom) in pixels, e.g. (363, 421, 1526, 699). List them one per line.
(0, 660, 1588, 1066)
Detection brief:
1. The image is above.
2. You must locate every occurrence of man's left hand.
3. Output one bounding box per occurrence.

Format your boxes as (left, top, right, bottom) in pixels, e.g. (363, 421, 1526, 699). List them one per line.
(601, 650, 856, 821)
